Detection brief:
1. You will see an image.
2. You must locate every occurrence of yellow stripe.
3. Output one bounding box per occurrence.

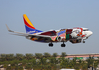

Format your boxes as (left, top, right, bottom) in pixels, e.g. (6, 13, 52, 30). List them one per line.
(23, 14, 34, 27)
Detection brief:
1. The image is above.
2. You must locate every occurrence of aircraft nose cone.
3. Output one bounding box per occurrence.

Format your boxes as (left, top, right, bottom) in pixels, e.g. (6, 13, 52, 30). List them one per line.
(90, 31, 93, 35)
(87, 31, 93, 37)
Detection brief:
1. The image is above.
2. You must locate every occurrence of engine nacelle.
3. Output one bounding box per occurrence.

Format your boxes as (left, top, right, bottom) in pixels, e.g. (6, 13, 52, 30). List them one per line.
(57, 36, 62, 42)
(70, 39, 81, 44)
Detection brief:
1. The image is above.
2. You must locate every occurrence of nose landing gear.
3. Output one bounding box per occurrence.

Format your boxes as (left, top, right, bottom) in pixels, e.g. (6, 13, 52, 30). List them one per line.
(83, 40, 85, 43)
(82, 39, 85, 43)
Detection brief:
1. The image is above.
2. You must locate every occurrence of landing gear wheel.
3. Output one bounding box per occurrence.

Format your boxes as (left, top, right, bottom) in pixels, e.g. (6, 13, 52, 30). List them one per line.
(61, 44, 66, 47)
(83, 41, 85, 43)
(49, 43, 53, 47)
(61, 41, 66, 47)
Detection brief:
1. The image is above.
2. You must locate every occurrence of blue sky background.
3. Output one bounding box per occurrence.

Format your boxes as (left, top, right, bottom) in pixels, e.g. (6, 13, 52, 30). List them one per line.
(0, 0, 99, 55)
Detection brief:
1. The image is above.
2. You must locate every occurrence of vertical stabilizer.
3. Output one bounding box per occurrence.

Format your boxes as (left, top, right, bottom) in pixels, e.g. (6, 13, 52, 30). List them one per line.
(23, 14, 42, 34)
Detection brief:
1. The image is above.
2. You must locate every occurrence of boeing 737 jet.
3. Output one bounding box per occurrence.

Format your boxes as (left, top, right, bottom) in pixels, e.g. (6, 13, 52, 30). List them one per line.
(6, 14, 93, 47)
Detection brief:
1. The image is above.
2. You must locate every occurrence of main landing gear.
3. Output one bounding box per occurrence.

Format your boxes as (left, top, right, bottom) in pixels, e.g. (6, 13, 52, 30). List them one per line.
(82, 39, 85, 43)
(49, 42, 66, 47)
(49, 42, 53, 47)
(61, 41, 66, 47)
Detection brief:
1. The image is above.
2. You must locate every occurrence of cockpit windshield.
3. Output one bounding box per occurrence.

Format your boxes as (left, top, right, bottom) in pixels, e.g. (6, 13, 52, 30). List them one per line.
(83, 29, 89, 31)
(82, 28, 89, 31)
(83, 28, 89, 31)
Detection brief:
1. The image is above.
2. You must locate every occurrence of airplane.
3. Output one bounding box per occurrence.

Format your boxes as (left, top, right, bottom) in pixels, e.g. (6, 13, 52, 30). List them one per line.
(6, 14, 93, 47)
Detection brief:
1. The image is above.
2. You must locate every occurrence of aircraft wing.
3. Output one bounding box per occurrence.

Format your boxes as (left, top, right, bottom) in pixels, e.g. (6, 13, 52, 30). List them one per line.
(6, 24, 52, 38)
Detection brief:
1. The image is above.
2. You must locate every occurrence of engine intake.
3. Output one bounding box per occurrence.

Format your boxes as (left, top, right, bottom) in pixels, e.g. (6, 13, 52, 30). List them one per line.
(57, 36, 62, 41)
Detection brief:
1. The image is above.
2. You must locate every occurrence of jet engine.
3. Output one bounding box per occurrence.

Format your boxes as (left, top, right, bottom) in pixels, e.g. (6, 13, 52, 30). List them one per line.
(70, 39, 81, 43)
(57, 36, 62, 41)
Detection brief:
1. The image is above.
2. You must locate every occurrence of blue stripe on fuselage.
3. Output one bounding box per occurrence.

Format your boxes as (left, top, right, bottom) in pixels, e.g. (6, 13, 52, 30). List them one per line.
(57, 30, 66, 36)
(25, 25, 43, 34)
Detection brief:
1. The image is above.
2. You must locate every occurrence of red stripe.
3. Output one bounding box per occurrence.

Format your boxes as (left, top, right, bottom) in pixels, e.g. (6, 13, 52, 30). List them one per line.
(80, 28, 83, 32)
(23, 17, 35, 29)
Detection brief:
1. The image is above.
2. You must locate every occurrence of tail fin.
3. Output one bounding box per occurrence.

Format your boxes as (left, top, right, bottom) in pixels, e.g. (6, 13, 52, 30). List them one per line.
(23, 14, 42, 34)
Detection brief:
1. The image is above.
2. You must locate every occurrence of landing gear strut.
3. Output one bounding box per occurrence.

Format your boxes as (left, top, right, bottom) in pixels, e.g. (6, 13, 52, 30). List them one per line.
(49, 42, 53, 47)
(61, 42, 66, 47)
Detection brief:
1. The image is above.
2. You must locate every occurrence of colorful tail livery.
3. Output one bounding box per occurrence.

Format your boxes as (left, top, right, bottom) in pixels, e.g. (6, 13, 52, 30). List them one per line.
(6, 14, 93, 47)
(23, 14, 42, 34)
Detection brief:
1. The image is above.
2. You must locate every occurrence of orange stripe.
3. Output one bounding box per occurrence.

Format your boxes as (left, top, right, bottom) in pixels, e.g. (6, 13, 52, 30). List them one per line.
(23, 17, 35, 29)
(23, 14, 35, 27)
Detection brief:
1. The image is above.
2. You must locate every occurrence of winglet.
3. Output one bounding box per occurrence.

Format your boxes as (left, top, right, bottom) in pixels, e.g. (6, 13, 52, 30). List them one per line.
(6, 24, 14, 32)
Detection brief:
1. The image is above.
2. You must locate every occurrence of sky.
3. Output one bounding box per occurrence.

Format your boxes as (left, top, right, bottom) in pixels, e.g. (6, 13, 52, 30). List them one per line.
(0, 0, 99, 55)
